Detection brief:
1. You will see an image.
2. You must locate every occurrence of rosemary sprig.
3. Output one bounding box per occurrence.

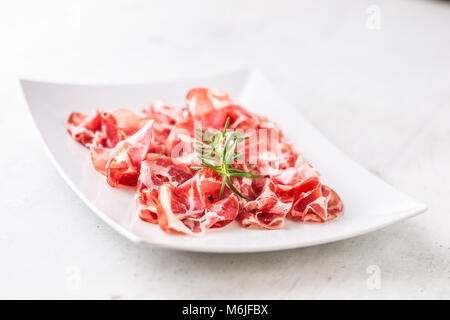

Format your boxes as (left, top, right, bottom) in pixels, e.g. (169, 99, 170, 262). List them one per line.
(191, 117, 260, 200)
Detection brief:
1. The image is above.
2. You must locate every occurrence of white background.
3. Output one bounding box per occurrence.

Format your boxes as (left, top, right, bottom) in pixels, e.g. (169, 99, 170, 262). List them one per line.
(0, 0, 449, 299)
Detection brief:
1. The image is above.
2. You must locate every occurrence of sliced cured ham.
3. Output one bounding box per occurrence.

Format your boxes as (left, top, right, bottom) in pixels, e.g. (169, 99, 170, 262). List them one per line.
(142, 99, 184, 124)
(112, 108, 147, 136)
(204, 104, 261, 130)
(155, 169, 240, 235)
(90, 120, 154, 187)
(142, 99, 185, 155)
(67, 87, 343, 236)
(136, 154, 194, 223)
(291, 185, 343, 222)
(67, 110, 126, 148)
(239, 178, 290, 229)
(186, 87, 232, 116)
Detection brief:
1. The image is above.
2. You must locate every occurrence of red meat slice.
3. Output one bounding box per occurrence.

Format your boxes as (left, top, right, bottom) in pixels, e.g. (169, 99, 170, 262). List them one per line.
(142, 99, 184, 125)
(142, 99, 185, 155)
(155, 168, 240, 235)
(67, 110, 126, 148)
(90, 120, 154, 187)
(165, 119, 200, 165)
(239, 178, 291, 229)
(186, 87, 232, 116)
(112, 108, 147, 136)
(272, 164, 343, 222)
(291, 185, 343, 222)
(203, 104, 261, 130)
(136, 154, 194, 223)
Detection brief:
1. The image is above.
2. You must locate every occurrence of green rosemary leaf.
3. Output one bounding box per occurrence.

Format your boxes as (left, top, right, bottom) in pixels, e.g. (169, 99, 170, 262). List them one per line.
(223, 117, 230, 134)
(228, 172, 260, 178)
(201, 160, 222, 172)
(225, 140, 238, 164)
(225, 177, 248, 200)
(193, 116, 259, 199)
(219, 177, 227, 200)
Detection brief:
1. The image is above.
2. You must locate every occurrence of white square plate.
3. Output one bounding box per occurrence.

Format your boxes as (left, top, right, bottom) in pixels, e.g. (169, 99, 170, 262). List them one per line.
(20, 69, 427, 253)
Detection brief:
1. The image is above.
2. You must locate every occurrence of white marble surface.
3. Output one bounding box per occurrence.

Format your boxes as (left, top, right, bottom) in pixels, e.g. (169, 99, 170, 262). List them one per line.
(0, 0, 449, 299)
